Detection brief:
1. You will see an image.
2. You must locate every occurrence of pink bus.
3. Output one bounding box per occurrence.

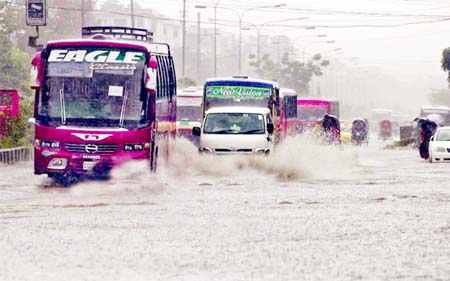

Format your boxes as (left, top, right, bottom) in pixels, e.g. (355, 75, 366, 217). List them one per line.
(0, 90, 20, 139)
(30, 26, 176, 184)
(296, 98, 339, 132)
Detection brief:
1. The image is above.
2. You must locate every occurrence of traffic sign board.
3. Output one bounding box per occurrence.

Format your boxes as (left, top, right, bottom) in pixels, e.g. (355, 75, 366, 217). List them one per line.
(26, 0, 46, 26)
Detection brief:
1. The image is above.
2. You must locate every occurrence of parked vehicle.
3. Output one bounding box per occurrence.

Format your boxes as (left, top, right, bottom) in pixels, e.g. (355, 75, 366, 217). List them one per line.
(351, 118, 369, 145)
(193, 106, 274, 155)
(29, 26, 176, 184)
(428, 126, 450, 162)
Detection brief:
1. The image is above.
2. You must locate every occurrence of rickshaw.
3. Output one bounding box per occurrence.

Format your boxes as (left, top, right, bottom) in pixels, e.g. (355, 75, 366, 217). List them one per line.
(379, 119, 392, 140)
(351, 118, 369, 145)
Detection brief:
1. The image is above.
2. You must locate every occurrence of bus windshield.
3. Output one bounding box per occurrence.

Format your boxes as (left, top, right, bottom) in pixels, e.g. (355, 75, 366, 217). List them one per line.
(38, 47, 149, 129)
(204, 113, 265, 134)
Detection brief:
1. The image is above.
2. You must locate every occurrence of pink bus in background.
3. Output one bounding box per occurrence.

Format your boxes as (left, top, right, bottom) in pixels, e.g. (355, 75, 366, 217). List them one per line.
(0, 89, 20, 139)
(30, 26, 177, 185)
(296, 98, 339, 132)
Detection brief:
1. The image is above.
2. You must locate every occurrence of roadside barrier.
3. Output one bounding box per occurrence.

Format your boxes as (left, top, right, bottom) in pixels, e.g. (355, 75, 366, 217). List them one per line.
(0, 147, 31, 164)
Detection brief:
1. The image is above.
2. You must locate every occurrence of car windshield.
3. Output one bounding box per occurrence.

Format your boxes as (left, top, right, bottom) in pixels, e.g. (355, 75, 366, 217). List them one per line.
(204, 113, 265, 134)
(436, 129, 450, 141)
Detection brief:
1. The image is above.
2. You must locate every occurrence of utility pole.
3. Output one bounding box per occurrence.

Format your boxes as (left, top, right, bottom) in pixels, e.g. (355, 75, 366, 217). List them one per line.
(197, 11, 201, 82)
(130, 0, 135, 27)
(213, 2, 218, 76)
(81, 0, 85, 28)
(182, 0, 186, 77)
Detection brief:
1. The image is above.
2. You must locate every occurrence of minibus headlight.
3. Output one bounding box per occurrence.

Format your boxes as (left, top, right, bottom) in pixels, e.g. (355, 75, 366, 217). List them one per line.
(199, 147, 212, 153)
(255, 148, 270, 155)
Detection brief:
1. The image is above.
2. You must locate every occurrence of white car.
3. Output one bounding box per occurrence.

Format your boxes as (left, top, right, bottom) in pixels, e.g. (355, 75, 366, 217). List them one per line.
(428, 126, 450, 163)
(193, 106, 274, 155)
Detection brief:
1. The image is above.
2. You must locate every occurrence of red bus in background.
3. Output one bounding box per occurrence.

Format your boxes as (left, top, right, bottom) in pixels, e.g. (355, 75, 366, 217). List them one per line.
(279, 88, 298, 138)
(30, 26, 176, 185)
(0, 90, 20, 139)
(296, 98, 339, 133)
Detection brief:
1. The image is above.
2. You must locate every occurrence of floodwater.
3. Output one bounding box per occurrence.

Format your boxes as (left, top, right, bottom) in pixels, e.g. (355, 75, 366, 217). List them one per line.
(1, 137, 450, 280)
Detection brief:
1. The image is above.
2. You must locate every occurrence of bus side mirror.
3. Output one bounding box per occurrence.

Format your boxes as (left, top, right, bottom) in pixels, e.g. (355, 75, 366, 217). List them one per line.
(192, 126, 201, 136)
(267, 123, 274, 134)
(28, 117, 36, 125)
(30, 52, 42, 89)
(146, 56, 158, 92)
(430, 136, 434, 141)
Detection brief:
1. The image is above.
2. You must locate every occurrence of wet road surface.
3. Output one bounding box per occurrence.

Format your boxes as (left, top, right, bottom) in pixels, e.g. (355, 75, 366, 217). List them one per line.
(1, 139, 450, 281)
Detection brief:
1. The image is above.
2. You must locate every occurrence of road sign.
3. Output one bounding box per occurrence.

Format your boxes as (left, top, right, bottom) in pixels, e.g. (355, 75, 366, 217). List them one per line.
(26, 0, 46, 26)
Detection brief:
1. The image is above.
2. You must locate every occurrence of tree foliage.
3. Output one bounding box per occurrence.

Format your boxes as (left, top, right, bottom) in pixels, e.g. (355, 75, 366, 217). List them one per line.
(249, 52, 330, 96)
(441, 47, 450, 87)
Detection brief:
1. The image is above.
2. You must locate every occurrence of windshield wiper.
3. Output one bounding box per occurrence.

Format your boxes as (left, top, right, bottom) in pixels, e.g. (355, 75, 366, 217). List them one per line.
(119, 83, 129, 128)
(208, 129, 236, 134)
(240, 129, 264, 134)
(59, 81, 66, 125)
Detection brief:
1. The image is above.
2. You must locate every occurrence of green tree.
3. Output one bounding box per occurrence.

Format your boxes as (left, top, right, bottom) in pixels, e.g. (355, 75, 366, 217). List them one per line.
(249, 52, 330, 96)
(441, 47, 450, 87)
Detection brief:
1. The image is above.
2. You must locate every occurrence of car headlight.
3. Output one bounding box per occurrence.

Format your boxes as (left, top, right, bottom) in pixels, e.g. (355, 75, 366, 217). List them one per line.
(255, 148, 270, 155)
(436, 147, 446, 153)
(199, 147, 213, 153)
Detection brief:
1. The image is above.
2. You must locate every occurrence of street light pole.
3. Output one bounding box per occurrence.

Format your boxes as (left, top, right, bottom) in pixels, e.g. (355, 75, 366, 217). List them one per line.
(182, 0, 186, 77)
(197, 11, 201, 82)
(238, 3, 286, 74)
(130, 0, 135, 28)
(213, 0, 220, 76)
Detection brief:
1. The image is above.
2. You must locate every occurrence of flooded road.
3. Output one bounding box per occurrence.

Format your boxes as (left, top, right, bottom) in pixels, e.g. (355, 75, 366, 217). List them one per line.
(1, 138, 450, 281)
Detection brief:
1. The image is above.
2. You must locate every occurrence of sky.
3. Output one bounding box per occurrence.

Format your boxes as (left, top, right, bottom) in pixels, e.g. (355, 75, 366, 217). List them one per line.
(111, 0, 450, 113)
(125, 0, 450, 83)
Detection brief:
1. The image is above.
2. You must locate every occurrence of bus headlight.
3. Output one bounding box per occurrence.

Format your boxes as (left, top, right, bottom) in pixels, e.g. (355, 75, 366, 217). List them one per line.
(48, 158, 68, 170)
